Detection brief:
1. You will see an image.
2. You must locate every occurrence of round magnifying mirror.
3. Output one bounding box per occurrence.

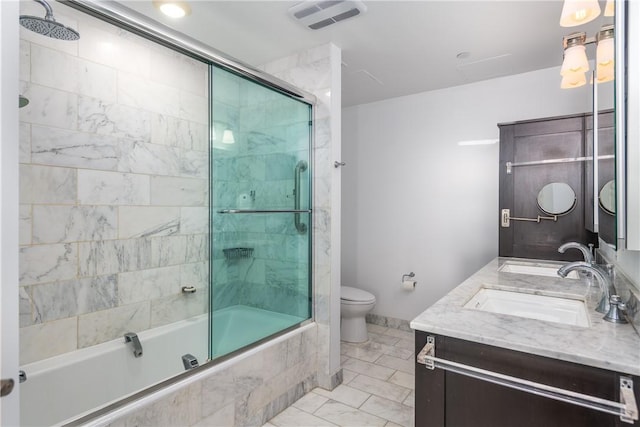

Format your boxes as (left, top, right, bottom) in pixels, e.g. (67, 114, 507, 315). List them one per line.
(537, 182, 576, 216)
(599, 180, 615, 215)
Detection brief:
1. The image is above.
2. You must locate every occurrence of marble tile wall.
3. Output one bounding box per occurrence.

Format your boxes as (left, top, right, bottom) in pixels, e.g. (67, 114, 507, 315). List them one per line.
(18, 1, 209, 365)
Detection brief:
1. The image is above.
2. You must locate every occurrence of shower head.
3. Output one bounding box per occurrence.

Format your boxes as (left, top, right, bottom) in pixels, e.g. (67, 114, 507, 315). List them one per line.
(20, 0, 79, 41)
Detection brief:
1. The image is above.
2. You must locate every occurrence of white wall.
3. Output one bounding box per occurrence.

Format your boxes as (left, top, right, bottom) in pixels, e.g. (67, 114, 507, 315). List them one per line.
(342, 66, 598, 321)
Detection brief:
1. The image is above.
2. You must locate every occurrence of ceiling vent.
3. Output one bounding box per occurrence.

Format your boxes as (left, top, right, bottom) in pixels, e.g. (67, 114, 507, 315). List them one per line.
(289, 1, 367, 30)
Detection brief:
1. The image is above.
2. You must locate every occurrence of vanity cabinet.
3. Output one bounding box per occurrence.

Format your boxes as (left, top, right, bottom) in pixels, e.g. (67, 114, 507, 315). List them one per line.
(414, 331, 639, 427)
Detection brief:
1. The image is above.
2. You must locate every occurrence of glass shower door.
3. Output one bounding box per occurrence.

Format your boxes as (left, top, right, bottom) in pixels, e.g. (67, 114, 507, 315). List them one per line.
(209, 65, 312, 359)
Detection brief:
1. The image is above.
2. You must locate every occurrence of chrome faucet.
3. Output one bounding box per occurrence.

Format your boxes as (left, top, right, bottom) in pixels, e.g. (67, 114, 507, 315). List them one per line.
(124, 332, 143, 358)
(557, 262, 615, 316)
(558, 242, 594, 264)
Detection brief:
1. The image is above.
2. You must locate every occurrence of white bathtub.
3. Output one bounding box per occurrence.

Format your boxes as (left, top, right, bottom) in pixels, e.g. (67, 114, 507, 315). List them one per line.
(20, 305, 306, 426)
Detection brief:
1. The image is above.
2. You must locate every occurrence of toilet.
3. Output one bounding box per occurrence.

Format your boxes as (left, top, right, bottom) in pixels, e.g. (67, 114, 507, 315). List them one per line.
(341, 286, 376, 343)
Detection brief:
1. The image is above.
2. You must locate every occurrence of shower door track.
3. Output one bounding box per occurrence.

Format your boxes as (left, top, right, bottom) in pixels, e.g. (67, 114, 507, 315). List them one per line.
(218, 209, 312, 214)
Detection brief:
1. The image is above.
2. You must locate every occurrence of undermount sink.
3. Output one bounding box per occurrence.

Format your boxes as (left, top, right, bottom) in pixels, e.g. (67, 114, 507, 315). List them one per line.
(498, 261, 580, 279)
(464, 288, 590, 327)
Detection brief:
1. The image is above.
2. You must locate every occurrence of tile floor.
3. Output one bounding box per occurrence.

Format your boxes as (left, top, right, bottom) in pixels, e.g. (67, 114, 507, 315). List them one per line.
(264, 324, 415, 427)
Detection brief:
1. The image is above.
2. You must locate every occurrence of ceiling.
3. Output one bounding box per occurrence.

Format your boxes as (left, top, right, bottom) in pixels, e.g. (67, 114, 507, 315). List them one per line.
(120, 1, 611, 107)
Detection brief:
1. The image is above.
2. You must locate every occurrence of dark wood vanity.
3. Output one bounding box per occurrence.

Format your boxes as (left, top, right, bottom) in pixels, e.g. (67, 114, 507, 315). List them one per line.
(414, 330, 640, 427)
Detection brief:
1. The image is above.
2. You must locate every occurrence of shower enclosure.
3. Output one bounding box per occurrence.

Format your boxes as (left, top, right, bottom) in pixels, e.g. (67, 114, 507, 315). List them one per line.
(15, 0, 315, 424)
(209, 66, 313, 358)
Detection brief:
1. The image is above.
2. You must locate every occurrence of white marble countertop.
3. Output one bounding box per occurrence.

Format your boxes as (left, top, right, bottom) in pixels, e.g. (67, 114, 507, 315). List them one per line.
(410, 257, 640, 376)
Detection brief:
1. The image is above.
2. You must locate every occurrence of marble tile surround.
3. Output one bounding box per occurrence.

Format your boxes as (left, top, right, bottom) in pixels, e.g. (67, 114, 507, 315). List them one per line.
(18, 1, 209, 365)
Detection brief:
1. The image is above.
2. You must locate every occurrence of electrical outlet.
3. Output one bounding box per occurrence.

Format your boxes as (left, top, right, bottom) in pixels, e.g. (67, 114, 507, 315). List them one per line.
(501, 209, 511, 228)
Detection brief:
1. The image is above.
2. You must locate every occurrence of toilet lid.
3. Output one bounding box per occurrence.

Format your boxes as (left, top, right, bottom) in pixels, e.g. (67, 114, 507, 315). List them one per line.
(341, 286, 376, 303)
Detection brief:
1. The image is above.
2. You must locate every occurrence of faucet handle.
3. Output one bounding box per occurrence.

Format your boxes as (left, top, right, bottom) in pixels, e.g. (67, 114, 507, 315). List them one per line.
(605, 264, 615, 278)
(603, 295, 628, 324)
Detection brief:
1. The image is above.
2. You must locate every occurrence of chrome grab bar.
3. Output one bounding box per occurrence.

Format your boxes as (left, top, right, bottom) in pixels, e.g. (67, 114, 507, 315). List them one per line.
(294, 160, 308, 234)
(417, 341, 638, 423)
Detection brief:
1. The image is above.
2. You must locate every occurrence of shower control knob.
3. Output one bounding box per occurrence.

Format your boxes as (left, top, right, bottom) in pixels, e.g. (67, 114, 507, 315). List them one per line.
(334, 161, 346, 168)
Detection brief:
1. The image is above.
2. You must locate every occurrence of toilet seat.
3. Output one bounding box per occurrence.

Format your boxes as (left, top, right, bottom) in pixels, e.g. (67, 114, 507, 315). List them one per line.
(341, 286, 376, 304)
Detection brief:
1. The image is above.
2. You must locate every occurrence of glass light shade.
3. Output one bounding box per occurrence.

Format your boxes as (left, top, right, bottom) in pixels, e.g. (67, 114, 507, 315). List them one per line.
(222, 130, 235, 144)
(596, 64, 615, 83)
(597, 37, 614, 67)
(605, 0, 615, 16)
(561, 45, 589, 76)
(561, 72, 587, 89)
(560, 0, 601, 27)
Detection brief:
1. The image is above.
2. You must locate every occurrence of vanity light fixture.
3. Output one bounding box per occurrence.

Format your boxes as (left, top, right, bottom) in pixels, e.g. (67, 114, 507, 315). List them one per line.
(604, 0, 615, 17)
(152, 0, 191, 18)
(560, 26, 615, 89)
(560, 0, 601, 27)
(561, 32, 589, 76)
(596, 25, 615, 83)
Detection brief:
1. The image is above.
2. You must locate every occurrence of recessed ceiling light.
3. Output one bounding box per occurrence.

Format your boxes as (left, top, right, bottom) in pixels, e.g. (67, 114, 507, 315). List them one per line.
(153, 1, 191, 18)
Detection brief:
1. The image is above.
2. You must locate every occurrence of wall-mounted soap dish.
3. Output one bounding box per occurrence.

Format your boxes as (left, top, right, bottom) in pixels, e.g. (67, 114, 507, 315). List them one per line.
(223, 247, 254, 260)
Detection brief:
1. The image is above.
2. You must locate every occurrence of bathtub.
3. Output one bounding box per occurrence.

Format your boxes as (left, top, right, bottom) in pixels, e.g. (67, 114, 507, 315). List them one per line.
(20, 305, 306, 426)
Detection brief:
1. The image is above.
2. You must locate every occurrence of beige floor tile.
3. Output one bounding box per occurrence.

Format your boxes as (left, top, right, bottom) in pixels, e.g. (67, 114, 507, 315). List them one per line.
(388, 371, 414, 390)
(360, 395, 413, 427)
(314, 400, 387, 427)
(313, 384, 371, 408)
(270, 406, 337, 427)
(341, 341, 387, 363)
(383, 346, 414, 360)
(342, 368, 358, 384)
(393, 339, 414, 351)
(368, 332, 401, 346)
(366, 324, 389, 335)
(375, 354, 414, 374)
(349, 374, 411, 403)
(342, 357, 395, 381)
(383, 328, 414, 341)
(402, 390, 415, 408)
(294, 391, 329, 414)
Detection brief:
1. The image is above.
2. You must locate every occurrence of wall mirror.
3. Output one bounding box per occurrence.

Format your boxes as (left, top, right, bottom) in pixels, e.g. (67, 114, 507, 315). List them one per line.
(596, 5, 616, 249)
(537, 182, 577, 216)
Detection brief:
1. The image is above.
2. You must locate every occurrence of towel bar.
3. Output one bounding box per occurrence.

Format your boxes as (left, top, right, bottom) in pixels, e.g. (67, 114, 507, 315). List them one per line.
(417, 338, 638, 423)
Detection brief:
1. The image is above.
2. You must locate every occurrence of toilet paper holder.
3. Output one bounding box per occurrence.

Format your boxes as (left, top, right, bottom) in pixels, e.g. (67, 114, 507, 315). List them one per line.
(402, 272, 415, 282)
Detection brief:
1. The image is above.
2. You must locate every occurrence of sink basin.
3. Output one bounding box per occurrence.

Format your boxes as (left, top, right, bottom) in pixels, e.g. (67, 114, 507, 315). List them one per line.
(498, 261, 580, 279)
(464, 288, 590, 327)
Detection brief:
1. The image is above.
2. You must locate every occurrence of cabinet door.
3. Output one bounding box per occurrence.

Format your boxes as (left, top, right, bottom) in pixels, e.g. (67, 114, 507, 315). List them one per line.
(499, 115, 596, 260)
(415, 331, 639, 427)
